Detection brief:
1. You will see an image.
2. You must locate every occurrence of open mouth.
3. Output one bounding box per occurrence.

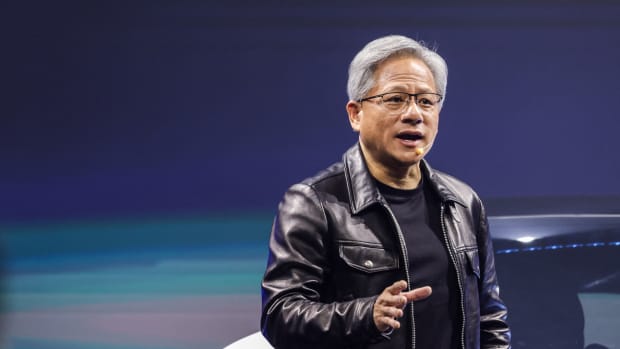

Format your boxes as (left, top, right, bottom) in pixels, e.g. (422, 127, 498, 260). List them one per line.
(396, 133, 423, 141)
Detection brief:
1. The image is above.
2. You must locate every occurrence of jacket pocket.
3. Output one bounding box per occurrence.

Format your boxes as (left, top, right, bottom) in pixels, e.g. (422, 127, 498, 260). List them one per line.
(338, 242, 399, 273)
(464, 249, 481, 279)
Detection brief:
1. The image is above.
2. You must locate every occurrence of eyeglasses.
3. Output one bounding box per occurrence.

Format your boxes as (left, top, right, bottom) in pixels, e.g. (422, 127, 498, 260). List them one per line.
(358, 92, 443, 114)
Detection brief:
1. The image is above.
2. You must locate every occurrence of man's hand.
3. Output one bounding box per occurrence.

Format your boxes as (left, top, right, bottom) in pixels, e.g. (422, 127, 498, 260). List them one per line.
(373, 280, 432, 332)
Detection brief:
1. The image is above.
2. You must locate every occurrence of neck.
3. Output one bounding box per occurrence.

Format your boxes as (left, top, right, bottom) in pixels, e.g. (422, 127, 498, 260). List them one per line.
(360, 143, 422, 190)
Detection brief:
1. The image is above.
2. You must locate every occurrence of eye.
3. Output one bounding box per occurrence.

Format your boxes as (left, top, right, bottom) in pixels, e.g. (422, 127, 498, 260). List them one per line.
(382, 93, 408, 108)
(418, 98, 434, 106)
(417, 94, 439, 108)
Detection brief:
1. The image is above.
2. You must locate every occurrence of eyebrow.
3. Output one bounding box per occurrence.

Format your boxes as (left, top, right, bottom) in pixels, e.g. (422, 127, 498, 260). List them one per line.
(379, 83, 435, 94)
(381, 87, 436, 94)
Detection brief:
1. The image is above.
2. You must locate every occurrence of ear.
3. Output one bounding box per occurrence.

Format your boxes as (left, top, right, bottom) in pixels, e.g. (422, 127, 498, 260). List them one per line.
(346, 100, 362, 132)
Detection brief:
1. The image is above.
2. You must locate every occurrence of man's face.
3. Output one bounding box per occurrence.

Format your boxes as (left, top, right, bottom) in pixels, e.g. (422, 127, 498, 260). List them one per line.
(347, 55, 440, 170)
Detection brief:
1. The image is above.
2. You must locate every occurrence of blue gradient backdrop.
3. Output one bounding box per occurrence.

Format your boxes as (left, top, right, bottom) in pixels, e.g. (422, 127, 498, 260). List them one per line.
(2, 1, 620, 348)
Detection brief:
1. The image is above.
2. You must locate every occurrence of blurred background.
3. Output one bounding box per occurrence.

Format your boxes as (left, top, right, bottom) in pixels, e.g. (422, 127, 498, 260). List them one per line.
(1, 1, 620, 348)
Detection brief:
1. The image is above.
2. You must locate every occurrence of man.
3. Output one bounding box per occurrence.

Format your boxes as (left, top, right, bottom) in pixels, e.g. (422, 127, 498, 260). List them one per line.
(261, 35, 511, 349)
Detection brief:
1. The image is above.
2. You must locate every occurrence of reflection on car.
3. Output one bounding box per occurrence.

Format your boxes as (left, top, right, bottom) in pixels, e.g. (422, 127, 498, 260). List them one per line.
(488, 196, 620, 349)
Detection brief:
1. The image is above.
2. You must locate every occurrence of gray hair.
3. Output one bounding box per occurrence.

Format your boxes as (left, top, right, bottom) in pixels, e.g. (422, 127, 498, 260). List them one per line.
(347, 35, 448, 108)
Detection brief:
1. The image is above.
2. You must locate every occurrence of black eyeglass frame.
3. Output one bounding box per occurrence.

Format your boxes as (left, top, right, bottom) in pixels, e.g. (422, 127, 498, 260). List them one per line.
(357, 92, 443, 106)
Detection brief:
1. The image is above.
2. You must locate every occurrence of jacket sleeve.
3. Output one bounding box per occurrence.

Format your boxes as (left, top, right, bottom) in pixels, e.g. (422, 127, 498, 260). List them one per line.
(476, 199, 512, 348)
(260, 183, 383, 348)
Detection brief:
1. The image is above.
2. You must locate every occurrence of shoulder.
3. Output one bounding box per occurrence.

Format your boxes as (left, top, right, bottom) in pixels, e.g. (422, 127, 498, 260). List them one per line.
(291, 161, 347, 197)
(275, 162, 347, 234)
(432, 169, 476, 195)
(300, 162, 345, 187)
(278, 160, 351, 217)
(428, 168, 483, 210)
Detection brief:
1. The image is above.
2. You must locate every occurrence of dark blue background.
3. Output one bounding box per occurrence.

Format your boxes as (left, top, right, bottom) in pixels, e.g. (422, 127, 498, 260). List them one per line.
(3, 1, 620, 222)
(2, 2, 620, 348)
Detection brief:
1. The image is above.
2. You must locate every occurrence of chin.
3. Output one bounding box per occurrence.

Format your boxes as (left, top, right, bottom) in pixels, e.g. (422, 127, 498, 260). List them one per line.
(388, 154, 421, 168)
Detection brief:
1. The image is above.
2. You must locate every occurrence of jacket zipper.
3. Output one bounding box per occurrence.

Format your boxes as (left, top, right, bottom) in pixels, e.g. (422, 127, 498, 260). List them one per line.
(382, 202, 416, 349)
(440, 203, 466, 349)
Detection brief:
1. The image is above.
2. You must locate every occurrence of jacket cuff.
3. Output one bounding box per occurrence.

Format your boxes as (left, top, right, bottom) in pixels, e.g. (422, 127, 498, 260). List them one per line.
(363, 295, 392, 344)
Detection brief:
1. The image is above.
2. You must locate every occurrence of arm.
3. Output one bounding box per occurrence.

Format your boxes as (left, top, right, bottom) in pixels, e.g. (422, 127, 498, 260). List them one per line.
(476, 200, 512, 348)
(260, 183, 380, 348)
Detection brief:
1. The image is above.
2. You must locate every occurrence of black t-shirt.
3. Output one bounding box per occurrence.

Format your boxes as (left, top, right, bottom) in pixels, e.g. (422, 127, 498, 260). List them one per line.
(376, 177, 460, 349)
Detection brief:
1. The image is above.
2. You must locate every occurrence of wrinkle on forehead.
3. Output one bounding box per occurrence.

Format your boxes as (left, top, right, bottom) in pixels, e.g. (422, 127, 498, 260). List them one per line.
(372, 56, 437, 94)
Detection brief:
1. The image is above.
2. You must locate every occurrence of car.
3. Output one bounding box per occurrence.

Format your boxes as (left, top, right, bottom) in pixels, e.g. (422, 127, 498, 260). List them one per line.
(487, 196, 620, 349)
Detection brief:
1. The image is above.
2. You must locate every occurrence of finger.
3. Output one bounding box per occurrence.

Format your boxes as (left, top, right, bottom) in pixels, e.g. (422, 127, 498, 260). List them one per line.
(384, 280, 408, 295)
(377, 304, 404, 318)
(377, 293, 408, 308)
(377, 315, 402, 330)
(402, 286, 432, 302)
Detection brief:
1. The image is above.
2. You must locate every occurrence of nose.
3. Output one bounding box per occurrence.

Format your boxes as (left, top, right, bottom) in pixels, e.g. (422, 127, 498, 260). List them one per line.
(399, 100, 423, 124)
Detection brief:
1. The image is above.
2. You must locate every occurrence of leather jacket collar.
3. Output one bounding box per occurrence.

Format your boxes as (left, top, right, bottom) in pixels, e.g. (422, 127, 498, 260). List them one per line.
(343, 143, 466, 214)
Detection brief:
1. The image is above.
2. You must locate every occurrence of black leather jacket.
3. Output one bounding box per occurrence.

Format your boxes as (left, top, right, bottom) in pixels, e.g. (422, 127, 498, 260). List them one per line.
(261, 144, 511, 349)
